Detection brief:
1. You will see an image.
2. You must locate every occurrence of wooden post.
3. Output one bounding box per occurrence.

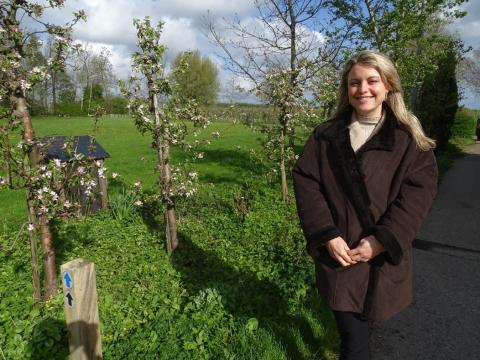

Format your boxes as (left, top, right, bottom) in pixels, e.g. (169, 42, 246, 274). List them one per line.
(96, 159, 108, 209)
(61, 259, 103, 360)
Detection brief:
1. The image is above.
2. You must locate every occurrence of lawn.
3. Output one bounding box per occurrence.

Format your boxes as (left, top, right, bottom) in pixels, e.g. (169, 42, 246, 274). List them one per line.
(0, 115, 339, 359)
(0, 115, 265, 225)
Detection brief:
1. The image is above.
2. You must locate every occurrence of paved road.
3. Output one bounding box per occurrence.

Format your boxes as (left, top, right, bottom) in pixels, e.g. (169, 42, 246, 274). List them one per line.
(370, 143, 480, 360)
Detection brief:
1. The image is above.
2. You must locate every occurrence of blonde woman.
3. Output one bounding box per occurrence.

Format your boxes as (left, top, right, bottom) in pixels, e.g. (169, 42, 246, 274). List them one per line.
(293, 50, 438, 360)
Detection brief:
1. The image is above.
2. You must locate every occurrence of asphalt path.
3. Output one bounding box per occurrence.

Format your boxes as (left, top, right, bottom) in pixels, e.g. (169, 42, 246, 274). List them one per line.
(370, 143, 480, 360)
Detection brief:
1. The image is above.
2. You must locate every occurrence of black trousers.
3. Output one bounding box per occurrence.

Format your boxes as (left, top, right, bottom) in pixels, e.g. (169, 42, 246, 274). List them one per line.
(333, 311, 370, 360)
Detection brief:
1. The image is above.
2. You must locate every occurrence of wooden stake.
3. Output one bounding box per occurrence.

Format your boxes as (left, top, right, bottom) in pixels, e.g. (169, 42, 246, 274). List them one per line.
(96, 160, 108, 209)
(61, 259, 103, 360)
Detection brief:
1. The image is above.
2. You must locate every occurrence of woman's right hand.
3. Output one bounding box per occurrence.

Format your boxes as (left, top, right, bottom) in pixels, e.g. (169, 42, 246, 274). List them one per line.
(326, 237, 357, 267)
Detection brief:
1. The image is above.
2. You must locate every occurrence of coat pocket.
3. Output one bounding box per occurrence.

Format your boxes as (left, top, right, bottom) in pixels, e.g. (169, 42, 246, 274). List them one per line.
(314, 251, 370, 313)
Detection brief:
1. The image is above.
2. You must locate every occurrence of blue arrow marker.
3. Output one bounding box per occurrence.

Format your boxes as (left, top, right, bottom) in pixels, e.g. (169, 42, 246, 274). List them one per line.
(63, 272, 72, 289)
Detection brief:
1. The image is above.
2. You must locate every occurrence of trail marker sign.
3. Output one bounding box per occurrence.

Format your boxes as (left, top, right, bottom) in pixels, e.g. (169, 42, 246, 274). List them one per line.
(61, 259, 103, 359)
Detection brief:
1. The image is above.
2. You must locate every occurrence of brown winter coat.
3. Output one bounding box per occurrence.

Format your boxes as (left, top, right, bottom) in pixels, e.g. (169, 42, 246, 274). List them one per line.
(293, 107, 438, 321)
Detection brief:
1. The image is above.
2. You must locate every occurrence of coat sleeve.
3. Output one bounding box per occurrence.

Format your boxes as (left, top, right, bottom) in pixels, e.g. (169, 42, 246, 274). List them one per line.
(372, 148, 438, 265)
(293, 131, 341, 257)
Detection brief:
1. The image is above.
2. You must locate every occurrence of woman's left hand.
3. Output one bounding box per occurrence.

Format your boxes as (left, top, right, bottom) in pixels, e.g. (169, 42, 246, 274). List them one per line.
(347, 235, 385, 262)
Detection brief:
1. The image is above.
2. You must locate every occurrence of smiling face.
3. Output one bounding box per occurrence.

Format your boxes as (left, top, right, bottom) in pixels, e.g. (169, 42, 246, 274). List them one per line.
(347, 64, 389, 118)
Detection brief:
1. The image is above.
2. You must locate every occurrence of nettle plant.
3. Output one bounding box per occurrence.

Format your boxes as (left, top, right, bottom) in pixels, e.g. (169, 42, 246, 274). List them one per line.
(120, 17, 214, 254)
(0, 0, 88, 301)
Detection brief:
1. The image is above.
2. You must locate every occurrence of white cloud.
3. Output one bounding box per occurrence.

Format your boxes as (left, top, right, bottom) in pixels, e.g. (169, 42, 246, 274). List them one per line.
(450, 1, 480, 48)
(29, 0, 478, 108)
(161, 17, 199, 59)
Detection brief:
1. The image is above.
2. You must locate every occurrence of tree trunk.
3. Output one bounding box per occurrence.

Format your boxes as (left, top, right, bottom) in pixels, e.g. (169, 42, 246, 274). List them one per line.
(88, 82, 93, 114)
(12, 94, 57, 300)
(279, 142, 289, 203)
(149, 76, 178, 253)
(39, 216, 56, 300)
(1, 126, 13, 187)
(161, 141, 178, 253)
(43, 77, 49, 113)
(279, 112, 289, 204)
(27, 195, 42, 303)
(51, 71, 57, 115)
(410, 39, 422, 113)
(365, 0, 383, 51)
(96, 160, 108, 209)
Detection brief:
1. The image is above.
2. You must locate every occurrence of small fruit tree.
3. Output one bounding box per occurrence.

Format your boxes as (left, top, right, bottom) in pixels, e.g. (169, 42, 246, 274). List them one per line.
(0, 0, 88, 301)
(120, 17, 210, 253)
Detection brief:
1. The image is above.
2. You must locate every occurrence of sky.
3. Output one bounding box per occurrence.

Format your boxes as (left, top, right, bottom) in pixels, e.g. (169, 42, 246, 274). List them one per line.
(36, 0, 480, 108)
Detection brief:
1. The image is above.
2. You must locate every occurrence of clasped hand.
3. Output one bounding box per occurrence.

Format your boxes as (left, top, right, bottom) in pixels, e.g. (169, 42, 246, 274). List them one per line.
(325, 236, 384, 267)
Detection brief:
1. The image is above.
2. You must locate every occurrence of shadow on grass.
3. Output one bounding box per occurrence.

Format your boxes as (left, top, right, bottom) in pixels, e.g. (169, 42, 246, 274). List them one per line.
(171, 233, 337, 359)
(178, 148, 269, 185)
(29, 318, 102, 360)
(29, 317, 69, 360)
(51, 212, 112, 268)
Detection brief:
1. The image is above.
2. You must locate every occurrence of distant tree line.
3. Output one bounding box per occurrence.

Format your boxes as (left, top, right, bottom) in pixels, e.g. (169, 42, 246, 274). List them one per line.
(2, 34, 221, 117)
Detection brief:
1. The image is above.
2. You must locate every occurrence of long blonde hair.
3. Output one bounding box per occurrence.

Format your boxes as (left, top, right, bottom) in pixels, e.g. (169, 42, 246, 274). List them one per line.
(333, 50, 435, 151)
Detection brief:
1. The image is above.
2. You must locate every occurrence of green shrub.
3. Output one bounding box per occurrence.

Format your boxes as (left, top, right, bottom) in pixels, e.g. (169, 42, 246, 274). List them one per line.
(451, 107, 477, 142)
(109, 187, 137, 223)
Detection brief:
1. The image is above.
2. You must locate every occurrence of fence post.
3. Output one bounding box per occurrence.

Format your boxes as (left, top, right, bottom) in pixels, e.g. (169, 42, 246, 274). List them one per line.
(61, 258, 103, 360)
(96, 159, 108, 209)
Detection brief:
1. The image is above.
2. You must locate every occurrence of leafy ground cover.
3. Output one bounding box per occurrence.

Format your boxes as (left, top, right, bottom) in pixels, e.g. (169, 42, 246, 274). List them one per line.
(1, 107, 476, 359)
(0, 115, 338, 359)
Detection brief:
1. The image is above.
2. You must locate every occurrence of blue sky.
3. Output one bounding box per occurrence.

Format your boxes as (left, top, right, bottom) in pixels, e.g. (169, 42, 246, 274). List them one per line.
(39, 0, 480, 109)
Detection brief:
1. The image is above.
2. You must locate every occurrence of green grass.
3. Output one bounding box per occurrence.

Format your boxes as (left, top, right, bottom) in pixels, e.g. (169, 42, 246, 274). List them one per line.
(0, 116, 265, 226)
(0, 115, 339, 360)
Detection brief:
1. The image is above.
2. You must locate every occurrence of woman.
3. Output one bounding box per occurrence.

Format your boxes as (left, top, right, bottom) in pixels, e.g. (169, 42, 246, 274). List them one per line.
(293, 50, 438, 359)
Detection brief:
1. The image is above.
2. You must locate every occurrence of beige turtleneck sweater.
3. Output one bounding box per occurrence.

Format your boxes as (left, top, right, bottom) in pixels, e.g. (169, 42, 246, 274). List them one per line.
(348, 112, 385, 152)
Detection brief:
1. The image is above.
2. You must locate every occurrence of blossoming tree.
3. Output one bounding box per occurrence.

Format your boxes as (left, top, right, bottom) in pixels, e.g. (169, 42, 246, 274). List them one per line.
(120, 17, 210, 254)
(207, 0, 346, 203)
(0, 0, 86, 301)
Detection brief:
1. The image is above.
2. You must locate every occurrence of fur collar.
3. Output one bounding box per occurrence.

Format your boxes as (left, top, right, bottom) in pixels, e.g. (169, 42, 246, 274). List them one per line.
(320, 106, 397, 153)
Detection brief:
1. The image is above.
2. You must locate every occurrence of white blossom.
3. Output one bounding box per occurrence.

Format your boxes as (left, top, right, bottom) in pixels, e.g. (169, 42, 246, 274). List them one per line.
(54, 35, 67, 44)
(20, 79, 31, 92)
(27, 223, 35, 232)
(98, 167, 106, 178)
